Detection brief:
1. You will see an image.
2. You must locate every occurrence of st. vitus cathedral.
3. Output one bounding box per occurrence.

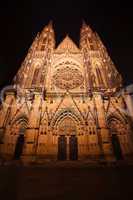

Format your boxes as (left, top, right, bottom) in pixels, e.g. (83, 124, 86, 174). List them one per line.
(0, 21, 133, 162)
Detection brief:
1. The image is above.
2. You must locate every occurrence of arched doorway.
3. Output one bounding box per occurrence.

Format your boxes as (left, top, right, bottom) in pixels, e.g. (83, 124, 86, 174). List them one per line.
(69, 135, 78, 160)
(57, 116, 78, 160)
(12, 116, 28, 160)
(108, 117, 124, 160)
(58, 135, 67, 160)
(14, 127, 26, 160)
(111, 134, 123, 160)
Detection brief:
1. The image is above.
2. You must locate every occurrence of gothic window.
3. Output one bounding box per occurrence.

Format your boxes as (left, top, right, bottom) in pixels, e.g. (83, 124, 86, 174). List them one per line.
(96, 68, 104, 87)
(40, 130, 47, 135)
(19, 74, 24, 87)
(53, 66, 84, 90)
(107, 117, 130, 154)
(90, 71, 96, 88)
(40, 70, 46, 85)
(32, 68, 40, 85)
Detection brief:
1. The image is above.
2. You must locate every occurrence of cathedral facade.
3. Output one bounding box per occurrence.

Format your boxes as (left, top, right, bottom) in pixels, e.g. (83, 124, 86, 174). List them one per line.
(0, 22, 133, 162)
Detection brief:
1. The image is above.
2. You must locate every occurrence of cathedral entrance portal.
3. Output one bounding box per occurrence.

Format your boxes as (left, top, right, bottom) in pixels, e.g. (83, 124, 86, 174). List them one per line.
(111, 134, 123, 160)
(57, 116, 78, 160)
(108, 118, 124, 160)
(57, 135, 78, 160)
(13, 127, 25, 160)
(58, 135, 67, 160)
(14, 134, 25, 160)
(69, 135, 78, 160)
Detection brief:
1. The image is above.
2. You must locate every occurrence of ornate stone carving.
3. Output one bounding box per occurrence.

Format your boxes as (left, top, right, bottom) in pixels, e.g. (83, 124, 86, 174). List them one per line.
(1, 21, 132, 162)
(53, 66, 84, 90)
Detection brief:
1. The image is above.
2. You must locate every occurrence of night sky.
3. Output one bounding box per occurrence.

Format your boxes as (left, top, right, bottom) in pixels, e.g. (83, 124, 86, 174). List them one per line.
(0, 0, 133, 89)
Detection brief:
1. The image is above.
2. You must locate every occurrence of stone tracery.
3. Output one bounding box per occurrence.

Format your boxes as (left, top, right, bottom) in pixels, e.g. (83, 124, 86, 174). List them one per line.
(0, 21, 133, 162)
(53, 66, 84, 90)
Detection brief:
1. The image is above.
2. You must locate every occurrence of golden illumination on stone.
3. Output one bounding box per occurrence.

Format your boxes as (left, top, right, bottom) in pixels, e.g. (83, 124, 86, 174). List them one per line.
(53, 66, 84, 90)
(0, 21, 133, 163)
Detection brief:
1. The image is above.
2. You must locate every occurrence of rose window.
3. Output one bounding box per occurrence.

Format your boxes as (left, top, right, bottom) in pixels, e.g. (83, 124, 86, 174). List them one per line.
(53, 66, 84, 90)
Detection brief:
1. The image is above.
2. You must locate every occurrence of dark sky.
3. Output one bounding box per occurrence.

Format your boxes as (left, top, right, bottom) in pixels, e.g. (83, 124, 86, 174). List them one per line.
(0, 0, 133, 89)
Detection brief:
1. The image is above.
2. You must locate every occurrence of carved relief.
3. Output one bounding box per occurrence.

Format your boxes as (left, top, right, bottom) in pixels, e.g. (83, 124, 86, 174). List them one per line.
(53, 66, 84, 90)
(1, 22, 132, 161)
(58, 117, 77, 135)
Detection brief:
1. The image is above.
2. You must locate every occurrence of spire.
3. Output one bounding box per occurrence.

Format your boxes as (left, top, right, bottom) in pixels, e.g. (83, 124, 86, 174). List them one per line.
(80, 21, 95, 50)
(37, 21, 55, 50)
(41, 20, 54, 34)
(80, 20, 93, 35)
(55, 35, 80, 53)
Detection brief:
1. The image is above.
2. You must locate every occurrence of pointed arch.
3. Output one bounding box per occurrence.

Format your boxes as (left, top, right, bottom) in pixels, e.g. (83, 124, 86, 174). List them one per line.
(57, 116, 77, 135)
(11, 114, 29, 129)
(107, 114, 132, 157)
(51, 108, 83, 129)
(9, 114, 29, 160)
(107, 112, 127, 128)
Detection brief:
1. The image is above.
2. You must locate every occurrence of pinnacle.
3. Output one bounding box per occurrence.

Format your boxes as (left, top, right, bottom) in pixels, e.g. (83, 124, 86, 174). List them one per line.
(81, 20, 93, 33)
(41, 21, 54, 34)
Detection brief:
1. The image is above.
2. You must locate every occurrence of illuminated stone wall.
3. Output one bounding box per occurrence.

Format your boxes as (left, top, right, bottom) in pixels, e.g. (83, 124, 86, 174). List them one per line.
(0, 21, 133, 162)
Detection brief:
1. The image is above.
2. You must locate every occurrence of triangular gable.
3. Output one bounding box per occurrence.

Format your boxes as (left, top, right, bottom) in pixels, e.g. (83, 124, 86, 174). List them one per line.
(55, 35, 80, 53)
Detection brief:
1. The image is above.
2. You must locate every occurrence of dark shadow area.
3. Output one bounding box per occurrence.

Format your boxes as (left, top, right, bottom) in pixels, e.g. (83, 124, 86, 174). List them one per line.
(13, 135, 25, 160)
(0, 165, 133, 200)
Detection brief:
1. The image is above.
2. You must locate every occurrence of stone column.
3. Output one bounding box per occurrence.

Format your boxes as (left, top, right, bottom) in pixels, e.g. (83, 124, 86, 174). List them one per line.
(0, 91, 16, 127)
(95, 94, 114, 161)
(0, 91, 16, 158)
(28, 92, 41, 160)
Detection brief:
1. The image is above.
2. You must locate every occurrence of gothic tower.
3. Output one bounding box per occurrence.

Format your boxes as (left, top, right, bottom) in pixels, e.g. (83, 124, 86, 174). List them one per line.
(0, 21, 133, 162)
